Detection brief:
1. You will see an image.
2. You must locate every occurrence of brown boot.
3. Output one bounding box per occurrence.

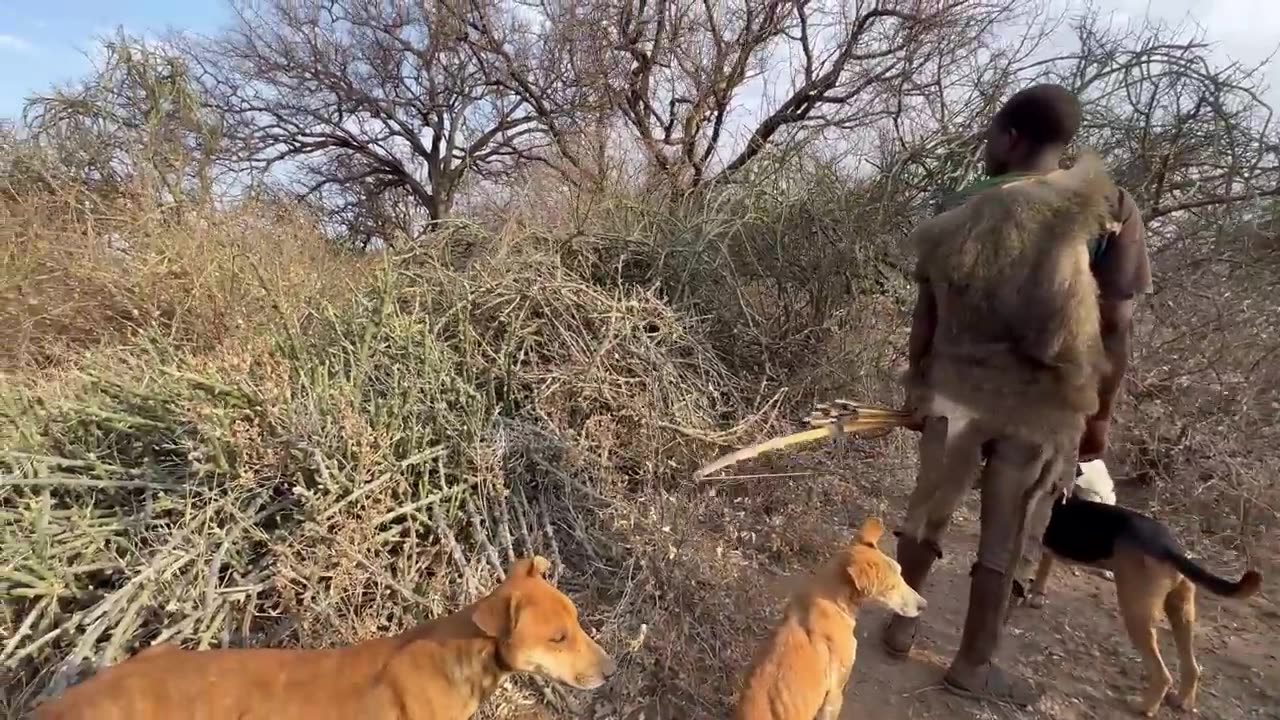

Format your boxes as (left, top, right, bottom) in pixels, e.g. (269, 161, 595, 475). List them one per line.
(881, 534, 940, 657)
(943, 565, 1041, 707)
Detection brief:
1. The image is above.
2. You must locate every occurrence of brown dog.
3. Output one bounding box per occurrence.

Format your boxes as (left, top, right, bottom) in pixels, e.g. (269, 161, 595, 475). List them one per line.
(34, 556, 616, 720)
(1017, 496, 1262, 716)
(734, 518, 927, 720)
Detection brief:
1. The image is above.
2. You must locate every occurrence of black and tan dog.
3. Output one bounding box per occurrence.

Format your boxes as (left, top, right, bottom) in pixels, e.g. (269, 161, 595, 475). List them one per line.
(1018, 495, 1263, 716)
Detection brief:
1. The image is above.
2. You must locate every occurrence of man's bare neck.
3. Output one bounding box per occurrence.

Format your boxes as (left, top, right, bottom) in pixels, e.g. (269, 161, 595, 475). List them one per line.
(1007, 151, 1063, 175)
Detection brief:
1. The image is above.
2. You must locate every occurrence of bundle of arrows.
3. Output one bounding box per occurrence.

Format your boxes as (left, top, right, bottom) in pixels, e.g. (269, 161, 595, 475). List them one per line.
(694, 400, 912, 479)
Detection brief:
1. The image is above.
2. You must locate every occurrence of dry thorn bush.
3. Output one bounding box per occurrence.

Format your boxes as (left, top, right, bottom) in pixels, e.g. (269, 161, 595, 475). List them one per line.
(3, 3, 1279, 717)
(0, 187, 777, 717)
(1, 189, 363, 370)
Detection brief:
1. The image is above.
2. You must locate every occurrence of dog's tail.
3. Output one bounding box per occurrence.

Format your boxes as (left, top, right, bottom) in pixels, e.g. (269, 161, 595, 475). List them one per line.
(1165, 550, 1263, 598)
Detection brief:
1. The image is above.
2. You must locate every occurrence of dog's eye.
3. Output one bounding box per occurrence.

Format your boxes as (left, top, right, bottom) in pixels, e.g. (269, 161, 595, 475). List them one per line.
(551, 632, 567, 644)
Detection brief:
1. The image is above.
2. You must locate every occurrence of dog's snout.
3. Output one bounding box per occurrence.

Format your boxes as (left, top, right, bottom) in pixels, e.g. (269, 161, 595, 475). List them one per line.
(888, 587, 927, 618)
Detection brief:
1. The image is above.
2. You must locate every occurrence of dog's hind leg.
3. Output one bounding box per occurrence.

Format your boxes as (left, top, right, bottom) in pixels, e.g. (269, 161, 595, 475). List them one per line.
(1164, 578, 1200, 712)
(1116, 567, 1173, 717)
(1027, 552, 1055, 608)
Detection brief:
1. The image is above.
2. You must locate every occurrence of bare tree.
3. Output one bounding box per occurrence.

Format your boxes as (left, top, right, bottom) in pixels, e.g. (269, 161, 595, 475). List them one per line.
(187, 0, 592, 237)
(862, 2, 1061, 212)
(873, 7, 1280, 225)
(1060, 16, 1279, 221)
(467, 0, 1020, 190)
(452, 0, 616, 188)
(307, 151, 431, 247)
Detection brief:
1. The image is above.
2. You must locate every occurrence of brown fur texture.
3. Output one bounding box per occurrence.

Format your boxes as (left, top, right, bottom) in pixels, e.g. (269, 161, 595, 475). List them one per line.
(733, 518, 927, 720)
(908, 151, 1121, 442)
(33, 556, 615, 720)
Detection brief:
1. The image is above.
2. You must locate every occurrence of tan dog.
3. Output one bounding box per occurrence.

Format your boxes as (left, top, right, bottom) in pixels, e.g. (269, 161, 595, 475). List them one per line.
(734, 518, 927, 720)
(34, 556, 615, 720)
(1017, 496, 1262, 716)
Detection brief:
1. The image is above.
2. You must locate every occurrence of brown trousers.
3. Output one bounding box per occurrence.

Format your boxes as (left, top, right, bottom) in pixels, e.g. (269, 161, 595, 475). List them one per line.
(900, 415, 1078, 575)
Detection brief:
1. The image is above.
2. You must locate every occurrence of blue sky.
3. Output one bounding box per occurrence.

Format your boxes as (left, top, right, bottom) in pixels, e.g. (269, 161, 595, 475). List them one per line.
(0, 0, 1275, 122)
(0, 0, 230, 120)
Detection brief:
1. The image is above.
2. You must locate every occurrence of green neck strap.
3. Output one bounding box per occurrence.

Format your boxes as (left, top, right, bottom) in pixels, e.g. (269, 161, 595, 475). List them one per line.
(958, 170, 1042, 195)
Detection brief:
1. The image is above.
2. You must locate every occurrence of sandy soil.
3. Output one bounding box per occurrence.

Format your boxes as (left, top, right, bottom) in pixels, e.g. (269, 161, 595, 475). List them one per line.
(838, 523, 1278, 720)
(589, 439, 1279, 720)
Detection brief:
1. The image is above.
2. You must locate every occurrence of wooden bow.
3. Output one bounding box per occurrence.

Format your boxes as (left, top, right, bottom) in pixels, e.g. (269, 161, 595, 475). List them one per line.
(694, 400, 911, 479)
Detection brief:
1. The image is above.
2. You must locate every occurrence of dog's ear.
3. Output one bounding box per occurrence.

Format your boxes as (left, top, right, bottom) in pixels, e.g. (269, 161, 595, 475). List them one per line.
(472, 591, 523, 639)
(855, 518, 885, 548)
(510, 555, 551, 579)
(845, 555, 882, 596)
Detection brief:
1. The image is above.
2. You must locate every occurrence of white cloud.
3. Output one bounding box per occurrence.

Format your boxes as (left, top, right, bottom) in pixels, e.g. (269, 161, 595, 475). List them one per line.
(0, 33, 34, 53)
(1088, 0, 1279, 102)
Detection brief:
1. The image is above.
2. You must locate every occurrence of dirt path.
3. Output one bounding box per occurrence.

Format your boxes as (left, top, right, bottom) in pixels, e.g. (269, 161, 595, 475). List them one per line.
(838, 522, 1279, 720)
(581, 443, 1277, 720)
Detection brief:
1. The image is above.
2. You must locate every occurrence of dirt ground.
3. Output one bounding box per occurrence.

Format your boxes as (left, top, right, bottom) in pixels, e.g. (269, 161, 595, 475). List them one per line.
(838, 525, 1279, 720)
(588, 438, 1279, 720)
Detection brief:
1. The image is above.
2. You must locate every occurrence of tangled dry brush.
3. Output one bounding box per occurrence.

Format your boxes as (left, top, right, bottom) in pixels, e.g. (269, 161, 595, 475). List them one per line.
(4, 9, 1280, 708)
(0, 187, 797, 716)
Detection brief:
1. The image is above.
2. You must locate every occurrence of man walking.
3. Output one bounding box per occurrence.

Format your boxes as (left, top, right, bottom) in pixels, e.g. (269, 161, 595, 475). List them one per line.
(881, 83, 1152, 705)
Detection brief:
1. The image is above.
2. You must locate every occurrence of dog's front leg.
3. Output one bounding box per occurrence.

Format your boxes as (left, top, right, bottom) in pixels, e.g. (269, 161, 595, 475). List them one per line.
(817, 690, 843, 720)
(1026, 552, 1055, 608)
(818, 652, 853, 720)
(817, 682, 845, 720)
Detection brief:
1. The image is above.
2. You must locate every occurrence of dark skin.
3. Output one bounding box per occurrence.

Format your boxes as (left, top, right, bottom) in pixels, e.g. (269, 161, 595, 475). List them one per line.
(903, 283, 935, 432)
(1083, 287, 1135, 459)
(906, 121, 1133, 456)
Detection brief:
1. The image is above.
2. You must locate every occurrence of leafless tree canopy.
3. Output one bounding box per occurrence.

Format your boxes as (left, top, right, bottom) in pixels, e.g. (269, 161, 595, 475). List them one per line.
(26, 0, 1273, 245)
(187, 0, 596, 236)
(1048, 15, 1278, 221)
(870, 8, 1279, 227)
(471, 0, 1023, 189)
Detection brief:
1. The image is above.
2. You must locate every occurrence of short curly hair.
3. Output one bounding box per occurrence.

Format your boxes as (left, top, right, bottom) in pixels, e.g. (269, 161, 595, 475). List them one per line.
(993, 84, 1082, 147)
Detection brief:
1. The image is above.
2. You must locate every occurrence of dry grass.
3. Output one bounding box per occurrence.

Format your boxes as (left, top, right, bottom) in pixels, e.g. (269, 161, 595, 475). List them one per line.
(1115, 227, 1280, 567)
(1, 191, 362, 370)
(2, 155, 1277, 720)
(0, 187, 780, 717)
